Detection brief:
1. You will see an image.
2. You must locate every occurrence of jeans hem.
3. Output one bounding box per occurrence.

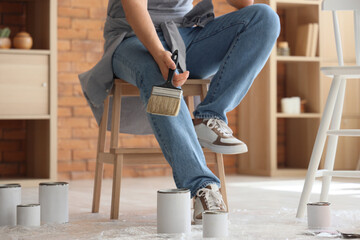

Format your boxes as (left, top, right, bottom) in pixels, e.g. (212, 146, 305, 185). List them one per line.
(193, 114, 226, 122)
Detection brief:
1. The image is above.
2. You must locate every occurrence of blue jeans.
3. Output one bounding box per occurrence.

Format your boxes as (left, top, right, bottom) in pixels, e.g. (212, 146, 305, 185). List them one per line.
(112, 4, 280, 197)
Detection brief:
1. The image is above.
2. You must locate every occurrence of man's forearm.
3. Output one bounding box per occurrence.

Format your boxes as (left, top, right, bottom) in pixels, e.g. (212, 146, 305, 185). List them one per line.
(121, 0, 164, 59)
(226, 0, 254, 9)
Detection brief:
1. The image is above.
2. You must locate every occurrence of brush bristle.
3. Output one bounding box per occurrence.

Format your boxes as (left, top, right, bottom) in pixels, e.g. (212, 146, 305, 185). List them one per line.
(146, 95, 181, 116)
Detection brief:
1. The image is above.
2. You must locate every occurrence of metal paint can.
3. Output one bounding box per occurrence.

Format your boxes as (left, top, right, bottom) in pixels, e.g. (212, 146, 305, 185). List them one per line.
(0, 184, 21, 226)
(307, 202, 331, 229)
(17, 204, 41, 226)
(202, 210, 229, 238)
(157, 188, 191, 234)
(39, 182, 69, 224)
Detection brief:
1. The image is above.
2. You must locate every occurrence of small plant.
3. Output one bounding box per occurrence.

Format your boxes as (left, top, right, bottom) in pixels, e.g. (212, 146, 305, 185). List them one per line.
(0, 27, 11, 38)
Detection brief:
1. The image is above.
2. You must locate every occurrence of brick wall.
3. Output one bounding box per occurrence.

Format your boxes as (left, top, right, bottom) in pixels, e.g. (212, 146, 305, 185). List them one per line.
(0, 1, 27, 38)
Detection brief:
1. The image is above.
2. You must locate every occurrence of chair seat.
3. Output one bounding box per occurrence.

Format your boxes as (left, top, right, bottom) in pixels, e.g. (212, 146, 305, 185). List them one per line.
(321, 66, 360, 78)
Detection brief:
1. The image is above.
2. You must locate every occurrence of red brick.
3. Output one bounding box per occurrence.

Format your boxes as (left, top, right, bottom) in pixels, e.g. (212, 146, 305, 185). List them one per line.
(58, 73, 81, 84)
(73, 84, 84, 97)
(58, 28, 87, 40)
(72, 40, 103, 52)
(58, 52, 86, 63)
(58, 161, 87, 172)
(58, 139, 90, 150)
(58, 96, 87, 106)
(58, 62, 72, 72)
(71, 0, 103, 8)
(58, 107, 72, 117)
(73, 149, 97, 160)
(58, 0, 71, 7)
(58, 40, 71, 51)
(0, 152, 2, 162)
(58, 128, 72, 139)
(0, 120, 26, 129)
(58, 117, 89, 128)
(73, 107, 93, 117)
(86, 52, 103, 63)
(71, 171, 95, 180)
(19, 163, 26, 175)
(0, 163, 19, 176)
(58, 172, 71, 181)
(72, 62, 96, 72)
(3, 129, 26, 140)
(58, 83, 74, 96)
(0, 141, 21, 151)
(0, 128, 3, 138)
(58, 7, 88, 18)
(58, 17, 71, 28)
(3, 14, 26, 25)
(87, 30, 104, 41)
(58, 149, 72, 162)
(3, 151, 25, 162)
(72, 19, 104, 30)
(89, 8, 106, 19)
(0, 3, 25, 14)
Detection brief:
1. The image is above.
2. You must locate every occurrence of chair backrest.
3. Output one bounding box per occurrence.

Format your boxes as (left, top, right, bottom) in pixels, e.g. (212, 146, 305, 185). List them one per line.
(322, 0, 360, 66)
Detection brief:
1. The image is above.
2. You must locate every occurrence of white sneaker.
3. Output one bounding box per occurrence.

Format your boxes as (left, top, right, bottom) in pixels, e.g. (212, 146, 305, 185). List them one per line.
(193, 118, 248, 154)
(193, 184, 227, 225)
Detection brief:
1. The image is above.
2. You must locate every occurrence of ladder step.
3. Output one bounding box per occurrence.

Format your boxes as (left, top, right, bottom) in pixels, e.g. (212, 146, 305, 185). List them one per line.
(327, 129, 360, 136)
(316, 170, 360, 178)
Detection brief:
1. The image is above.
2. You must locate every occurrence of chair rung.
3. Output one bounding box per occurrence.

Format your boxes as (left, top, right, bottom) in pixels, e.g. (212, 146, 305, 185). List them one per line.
(327, 129, 360, 136)
(316, 170, 360, 178)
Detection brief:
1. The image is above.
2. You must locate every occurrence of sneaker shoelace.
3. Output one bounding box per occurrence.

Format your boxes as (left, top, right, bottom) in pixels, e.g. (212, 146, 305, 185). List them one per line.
(206, 118, 233, 137)
(196, 188, 226, 211)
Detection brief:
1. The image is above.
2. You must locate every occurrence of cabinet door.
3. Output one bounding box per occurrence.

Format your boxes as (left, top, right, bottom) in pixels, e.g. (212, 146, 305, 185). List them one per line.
(0, 54, 49, 116)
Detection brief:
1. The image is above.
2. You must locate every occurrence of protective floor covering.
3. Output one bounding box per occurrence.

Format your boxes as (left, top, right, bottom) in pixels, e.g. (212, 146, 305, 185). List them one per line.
(1, 176, 359, 239)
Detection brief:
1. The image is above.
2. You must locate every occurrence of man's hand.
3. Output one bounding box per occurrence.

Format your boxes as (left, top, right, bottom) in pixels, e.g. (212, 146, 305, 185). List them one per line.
(226, 0, 254, 9)
(153, 50, 190, 88)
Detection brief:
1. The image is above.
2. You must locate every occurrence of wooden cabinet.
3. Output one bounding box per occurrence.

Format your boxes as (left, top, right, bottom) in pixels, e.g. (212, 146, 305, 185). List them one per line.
(0, 0, 57, 186)
(237, 0, 360, 176)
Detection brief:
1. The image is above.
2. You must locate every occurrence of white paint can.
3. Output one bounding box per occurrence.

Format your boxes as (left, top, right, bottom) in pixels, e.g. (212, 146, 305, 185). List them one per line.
(17, 204, 41, 226)
(157, 188, 191, 234)
(307, 202, 331, 230)
(202, 210, 229, 238)
(39, 182, 69, 224)
(0, 184, 21, 226)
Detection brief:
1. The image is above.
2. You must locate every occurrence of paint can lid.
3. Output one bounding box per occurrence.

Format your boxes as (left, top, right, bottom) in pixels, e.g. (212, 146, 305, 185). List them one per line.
(157, 188, 190, 194)
(0, 183, 21, 188)
(39, 182, 69, 186)
(203, 210, 228, 215)
(17, 204, 40, 208)
(307, 202, 331, 206)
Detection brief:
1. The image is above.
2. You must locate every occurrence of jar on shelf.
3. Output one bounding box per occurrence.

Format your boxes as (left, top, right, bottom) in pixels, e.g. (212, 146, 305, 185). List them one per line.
(13, 32, 33, 49)
(277, 41, 290, 56)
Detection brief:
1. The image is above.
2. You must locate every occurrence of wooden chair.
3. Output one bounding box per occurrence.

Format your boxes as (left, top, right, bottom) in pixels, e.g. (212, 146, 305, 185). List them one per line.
(92, 78, 228, 219)
(296, 0, 360, 218)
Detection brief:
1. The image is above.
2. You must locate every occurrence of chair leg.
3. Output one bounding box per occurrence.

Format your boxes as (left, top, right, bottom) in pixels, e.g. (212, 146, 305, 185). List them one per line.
(92, 97, 110, 213)
(296, 76, 342, 218)
(110, 154, 123, 219)
(215, 153, 228, 210)
(320, 78, 347, 202)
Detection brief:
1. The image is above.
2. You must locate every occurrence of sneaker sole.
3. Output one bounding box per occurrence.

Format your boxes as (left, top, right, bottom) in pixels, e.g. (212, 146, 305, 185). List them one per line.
(198, 139, 248, 155)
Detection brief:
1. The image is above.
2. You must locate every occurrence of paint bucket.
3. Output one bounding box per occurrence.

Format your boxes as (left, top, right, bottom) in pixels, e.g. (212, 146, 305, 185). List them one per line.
(0, 184, 21, 226)
(39, 182, 69, 224)
(17, 204, 41, 226)
(202, 210, 229, 238)
(157, 188, 191, 234)
(307, 202, 331, 229)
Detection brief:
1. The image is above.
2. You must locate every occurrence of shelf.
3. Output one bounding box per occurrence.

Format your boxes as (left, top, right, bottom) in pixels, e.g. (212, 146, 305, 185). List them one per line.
(277, 56, 320, 62)
(276, 113, 321, 118)
(277, 0, 320, 8)
(0, 178, 55, 187)
(0, 115, 51, 120)
(0, 49, 50, 55)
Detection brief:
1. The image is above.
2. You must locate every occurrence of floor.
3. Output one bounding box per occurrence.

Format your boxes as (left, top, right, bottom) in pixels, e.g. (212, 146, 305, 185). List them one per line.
(1, 176, 360, 239)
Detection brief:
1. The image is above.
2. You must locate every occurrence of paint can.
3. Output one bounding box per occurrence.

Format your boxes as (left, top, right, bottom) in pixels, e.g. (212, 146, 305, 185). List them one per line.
(0, 184, 21, 226)
(157, 188, 191, 234)
(17, 204, 41, 226)
(202, 210, 229, 238)
(39, 182, 69, 224)
(307, 202, 331, 229)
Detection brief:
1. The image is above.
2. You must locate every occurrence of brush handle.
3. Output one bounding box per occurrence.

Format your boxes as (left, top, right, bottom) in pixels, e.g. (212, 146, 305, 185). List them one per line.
(164, 50, 179, 89)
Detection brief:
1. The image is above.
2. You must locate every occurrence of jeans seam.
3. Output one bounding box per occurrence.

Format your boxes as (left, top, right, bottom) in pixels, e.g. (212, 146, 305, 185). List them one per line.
(192, 20, 248, 44)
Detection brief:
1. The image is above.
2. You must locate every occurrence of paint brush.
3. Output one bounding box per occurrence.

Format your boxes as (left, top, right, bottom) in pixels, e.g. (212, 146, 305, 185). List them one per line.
(146, 50, 182, 116)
